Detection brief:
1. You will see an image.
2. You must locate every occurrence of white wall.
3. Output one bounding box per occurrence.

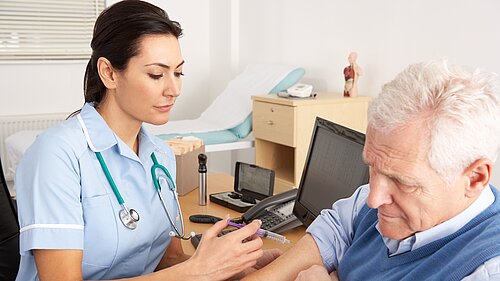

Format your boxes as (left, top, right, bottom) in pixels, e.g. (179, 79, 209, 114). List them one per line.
(0, 61, 86, 115)
(238, 0, 500, 96)
(0, 0, 499, 186)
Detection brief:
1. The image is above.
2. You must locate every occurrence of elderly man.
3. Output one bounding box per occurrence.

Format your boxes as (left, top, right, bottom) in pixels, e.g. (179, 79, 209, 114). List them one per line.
(243, 60, 500, 281)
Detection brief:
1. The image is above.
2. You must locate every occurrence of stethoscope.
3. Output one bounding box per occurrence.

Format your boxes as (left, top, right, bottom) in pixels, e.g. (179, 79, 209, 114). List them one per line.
(77, 114, 194, 240)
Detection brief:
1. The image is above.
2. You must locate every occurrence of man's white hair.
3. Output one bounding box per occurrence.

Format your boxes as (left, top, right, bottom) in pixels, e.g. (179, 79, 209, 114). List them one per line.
(368, 60, 500, 184)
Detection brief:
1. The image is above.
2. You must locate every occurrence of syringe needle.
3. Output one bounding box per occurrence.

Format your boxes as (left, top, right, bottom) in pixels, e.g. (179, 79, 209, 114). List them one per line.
(227, 221, 290, 244)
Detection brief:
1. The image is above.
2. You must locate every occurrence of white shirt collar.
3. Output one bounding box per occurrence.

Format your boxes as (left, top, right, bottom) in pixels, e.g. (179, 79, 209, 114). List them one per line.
(379, 185, 495, 256)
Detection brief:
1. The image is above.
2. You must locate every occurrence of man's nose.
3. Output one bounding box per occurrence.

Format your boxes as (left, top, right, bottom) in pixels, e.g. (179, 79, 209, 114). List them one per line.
(366, 174, 392, 208)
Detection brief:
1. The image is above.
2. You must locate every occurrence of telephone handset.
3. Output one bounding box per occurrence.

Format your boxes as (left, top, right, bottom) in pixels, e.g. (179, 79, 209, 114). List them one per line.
(242, 188, 302, 233)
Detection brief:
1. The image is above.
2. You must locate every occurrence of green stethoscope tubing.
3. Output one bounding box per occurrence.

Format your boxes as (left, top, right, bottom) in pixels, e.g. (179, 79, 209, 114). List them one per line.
(150, 152, 189, 239)
(95, 151, 124, 205)
(96, 151, 190, 239)
(150, 152, 175, 192)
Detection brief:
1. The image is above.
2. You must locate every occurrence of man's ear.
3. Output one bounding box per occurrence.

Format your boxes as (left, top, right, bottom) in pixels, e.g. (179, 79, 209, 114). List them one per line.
(463, 159, 492, 198)
(97, 57, 117, 90)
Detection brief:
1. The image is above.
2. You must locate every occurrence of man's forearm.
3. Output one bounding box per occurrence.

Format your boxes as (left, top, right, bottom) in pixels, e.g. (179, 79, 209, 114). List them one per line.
(242, 234, 324, 281)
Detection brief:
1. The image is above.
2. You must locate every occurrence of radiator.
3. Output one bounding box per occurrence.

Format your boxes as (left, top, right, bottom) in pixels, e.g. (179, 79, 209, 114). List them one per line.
(0, 113, 68, 181)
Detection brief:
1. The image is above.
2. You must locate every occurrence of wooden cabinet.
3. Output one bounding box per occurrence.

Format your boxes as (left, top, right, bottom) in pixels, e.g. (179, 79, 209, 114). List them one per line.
(252, 93, 371, 190)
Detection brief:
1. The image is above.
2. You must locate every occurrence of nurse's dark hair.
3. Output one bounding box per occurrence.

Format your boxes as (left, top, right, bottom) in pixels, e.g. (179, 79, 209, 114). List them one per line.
(75, 0, 182, 116)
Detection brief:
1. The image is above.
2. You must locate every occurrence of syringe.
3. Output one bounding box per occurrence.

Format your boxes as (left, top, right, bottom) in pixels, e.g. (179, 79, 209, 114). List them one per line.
(227, 221, 290, 244)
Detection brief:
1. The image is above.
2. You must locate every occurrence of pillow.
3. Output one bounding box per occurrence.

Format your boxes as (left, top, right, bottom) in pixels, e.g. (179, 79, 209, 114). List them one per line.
(229, 67, 305, 138)
(269, 67, 306, 94)
(229, 114, 253, 138)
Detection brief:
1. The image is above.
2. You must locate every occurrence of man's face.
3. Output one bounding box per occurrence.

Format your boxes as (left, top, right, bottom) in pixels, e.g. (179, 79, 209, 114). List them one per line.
(362, 122, 470, 240)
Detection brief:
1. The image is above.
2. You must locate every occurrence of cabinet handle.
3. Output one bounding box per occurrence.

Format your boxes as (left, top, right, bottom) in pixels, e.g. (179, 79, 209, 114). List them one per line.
(266, 120, 274, 125)
(270, 108, 274, 112)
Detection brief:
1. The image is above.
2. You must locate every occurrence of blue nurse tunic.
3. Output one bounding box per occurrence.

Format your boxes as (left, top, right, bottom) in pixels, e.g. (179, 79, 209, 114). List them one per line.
(16, 103, 179, 280)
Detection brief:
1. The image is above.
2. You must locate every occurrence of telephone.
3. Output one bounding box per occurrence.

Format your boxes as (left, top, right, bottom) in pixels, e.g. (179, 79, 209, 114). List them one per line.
(242, 188, 302, 233)
(190, 189, 302, 249)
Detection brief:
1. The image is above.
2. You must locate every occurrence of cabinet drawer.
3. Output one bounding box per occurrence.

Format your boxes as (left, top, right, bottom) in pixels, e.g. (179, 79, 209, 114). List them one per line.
(253, 101, 296, 147)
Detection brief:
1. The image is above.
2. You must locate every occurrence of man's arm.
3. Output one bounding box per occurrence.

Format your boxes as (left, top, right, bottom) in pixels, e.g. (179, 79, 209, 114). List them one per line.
(242, 234, 323, 281)
(294, 265, 339, 281)
(243, 185, 370, 280)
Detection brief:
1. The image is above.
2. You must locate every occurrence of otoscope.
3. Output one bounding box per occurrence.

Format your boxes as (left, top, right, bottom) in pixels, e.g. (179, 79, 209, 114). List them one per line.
(198, 153, 207, 206)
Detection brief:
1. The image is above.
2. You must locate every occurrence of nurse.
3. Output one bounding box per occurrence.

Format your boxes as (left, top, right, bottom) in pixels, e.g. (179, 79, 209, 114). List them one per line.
(15, 1, 280, 280)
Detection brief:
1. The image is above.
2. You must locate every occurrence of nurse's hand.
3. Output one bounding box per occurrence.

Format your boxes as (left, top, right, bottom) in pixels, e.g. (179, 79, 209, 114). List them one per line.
(188, 215, 264, 280)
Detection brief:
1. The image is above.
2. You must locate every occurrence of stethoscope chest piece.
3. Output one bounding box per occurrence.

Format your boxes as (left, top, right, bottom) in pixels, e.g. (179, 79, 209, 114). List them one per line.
(119, 208, 140, 230)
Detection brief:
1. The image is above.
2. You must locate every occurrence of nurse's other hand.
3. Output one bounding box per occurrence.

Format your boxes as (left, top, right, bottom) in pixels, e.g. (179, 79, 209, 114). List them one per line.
(294, 264, 338, 281)
(189, 215, 264, 280)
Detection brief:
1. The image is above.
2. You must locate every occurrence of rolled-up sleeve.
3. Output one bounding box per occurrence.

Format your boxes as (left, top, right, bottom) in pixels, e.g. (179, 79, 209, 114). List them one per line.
(306, 184, 369, 272)
(16, 132, 84, 256)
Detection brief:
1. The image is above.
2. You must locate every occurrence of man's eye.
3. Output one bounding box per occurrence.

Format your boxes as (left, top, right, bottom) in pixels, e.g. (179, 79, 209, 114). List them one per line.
(148, 74, 163, 79)
(396, 180, 420, 192)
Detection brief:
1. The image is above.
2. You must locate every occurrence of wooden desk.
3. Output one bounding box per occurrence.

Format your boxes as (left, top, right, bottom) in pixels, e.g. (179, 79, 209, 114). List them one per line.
(179, 173, 306, 255)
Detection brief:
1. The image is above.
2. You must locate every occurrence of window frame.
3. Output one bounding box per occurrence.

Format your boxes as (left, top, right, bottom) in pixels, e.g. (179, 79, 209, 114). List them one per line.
(0, 0, 105, 61)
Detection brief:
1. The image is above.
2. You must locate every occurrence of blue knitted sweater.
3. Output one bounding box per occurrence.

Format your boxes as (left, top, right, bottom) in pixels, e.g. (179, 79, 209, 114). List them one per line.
(337, 187, 500, 281)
